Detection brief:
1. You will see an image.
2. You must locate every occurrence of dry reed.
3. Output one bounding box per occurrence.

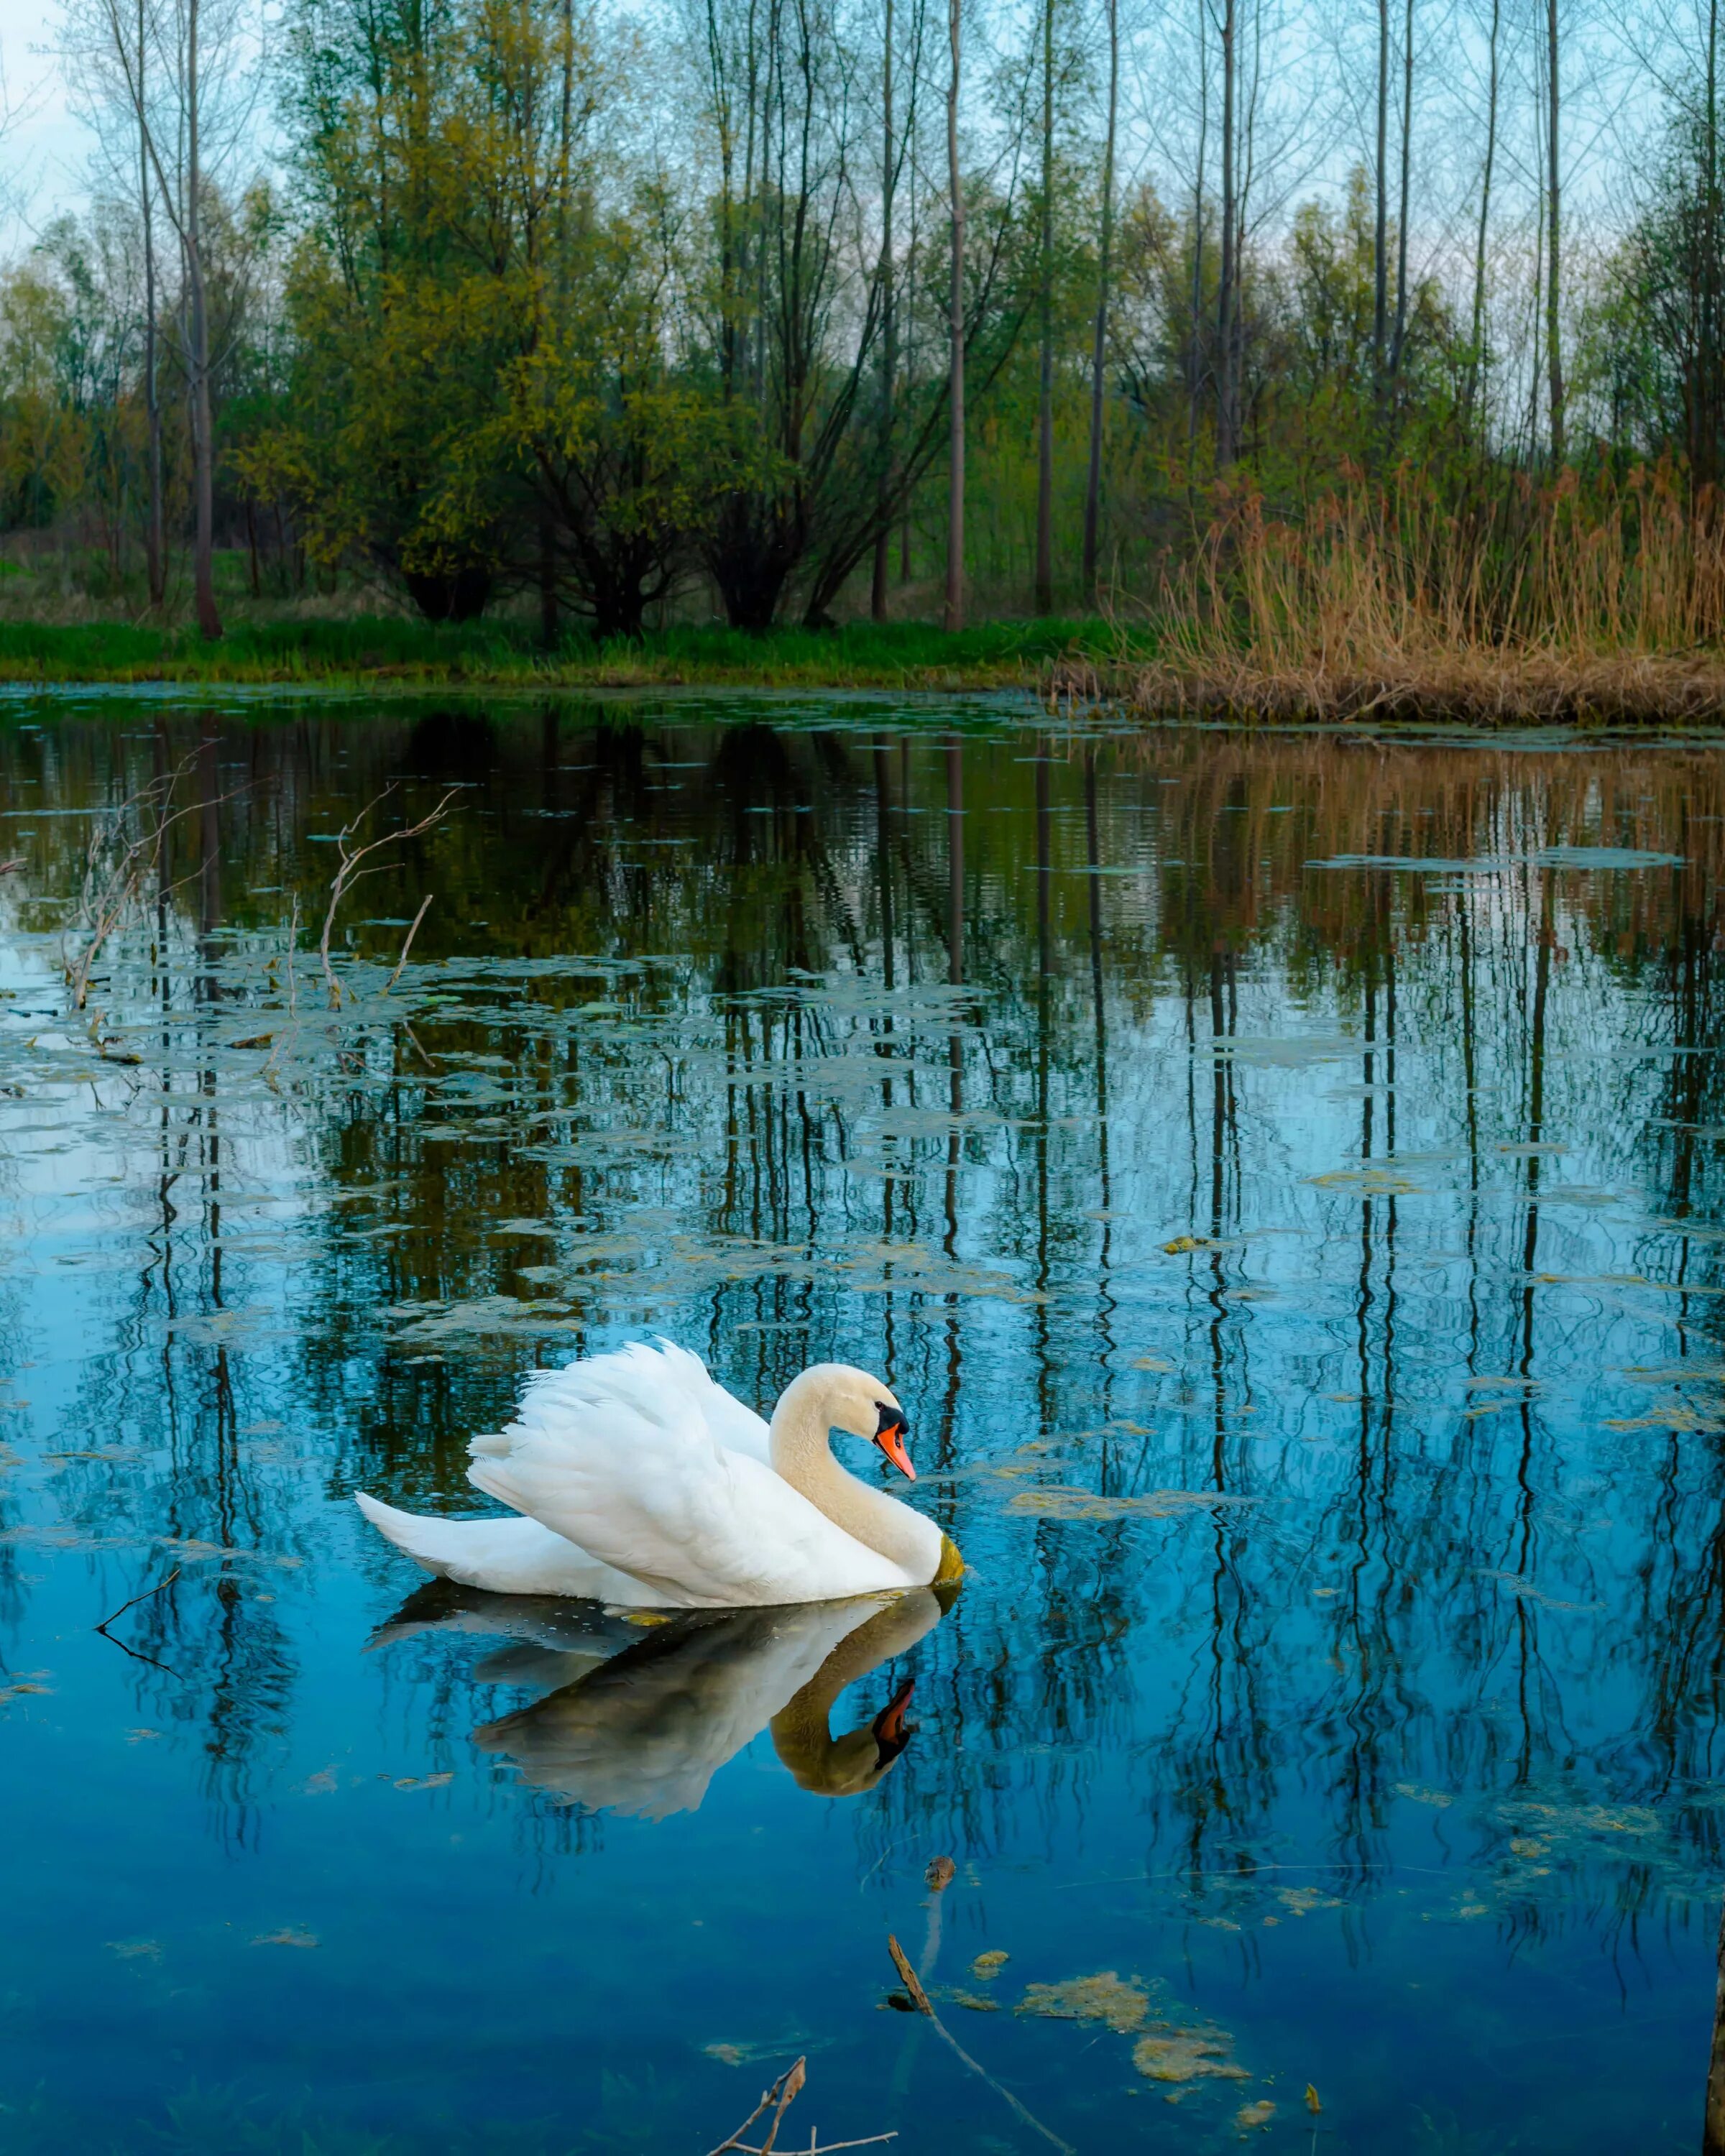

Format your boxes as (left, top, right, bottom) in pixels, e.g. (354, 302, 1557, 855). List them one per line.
(1092, 471, 1725, 724)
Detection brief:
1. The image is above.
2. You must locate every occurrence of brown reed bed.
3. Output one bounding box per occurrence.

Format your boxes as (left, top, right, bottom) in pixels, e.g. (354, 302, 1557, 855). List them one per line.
(1082, 472, 1725, 726)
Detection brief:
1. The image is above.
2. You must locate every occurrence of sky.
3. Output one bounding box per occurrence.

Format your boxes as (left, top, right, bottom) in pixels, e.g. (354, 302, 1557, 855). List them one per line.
(0, 0, 95, 249)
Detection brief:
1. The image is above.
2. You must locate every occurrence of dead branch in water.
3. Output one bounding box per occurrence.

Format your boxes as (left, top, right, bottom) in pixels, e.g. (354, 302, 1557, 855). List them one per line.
(705, 2057, 895, 2156)
(93, 1565, 185, 1680)
(61, 757, 242, 1012)
(883, 1935, 1074, 2155)
(318, 786, 458, 1008)
(95, 1564, 182, 1634)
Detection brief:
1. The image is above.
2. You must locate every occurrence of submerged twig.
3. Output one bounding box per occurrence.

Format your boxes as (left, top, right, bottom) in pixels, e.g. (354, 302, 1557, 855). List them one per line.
(705, 2058, 894, 2156)
(400, 1020, 439, 1072)
(884, 1935, 1073, 2155)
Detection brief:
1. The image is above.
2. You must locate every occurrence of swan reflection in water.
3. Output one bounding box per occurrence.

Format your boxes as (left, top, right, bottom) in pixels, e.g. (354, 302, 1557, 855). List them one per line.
(369, 1583, 952, 1819)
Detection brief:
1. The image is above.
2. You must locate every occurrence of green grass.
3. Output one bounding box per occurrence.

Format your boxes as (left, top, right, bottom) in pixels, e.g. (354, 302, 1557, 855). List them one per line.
(0, 614, 1145, 691)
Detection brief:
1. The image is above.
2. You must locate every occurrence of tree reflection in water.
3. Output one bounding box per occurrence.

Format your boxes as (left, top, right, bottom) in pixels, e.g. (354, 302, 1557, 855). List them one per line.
(0, 705, 1721, 2153)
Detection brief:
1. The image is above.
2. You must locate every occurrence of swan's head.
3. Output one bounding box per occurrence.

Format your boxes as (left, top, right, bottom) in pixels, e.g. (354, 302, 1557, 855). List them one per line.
(786, 1678, 919, 1796)
(790, 1363, 916, 1480)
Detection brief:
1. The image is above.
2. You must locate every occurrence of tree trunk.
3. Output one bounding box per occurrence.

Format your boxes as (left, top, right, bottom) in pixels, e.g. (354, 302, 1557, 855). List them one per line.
(1390, 0, 1412, 382)
(871, 0, 896, 622)
(1702, 0, 1721, 485)
(187, 0, 221, 641)
(1189, 0, 1207, 466)
(1082, 0, 1117, 599)
(539, 508, 559, 645)
(1374, 0, 1389, 386)
(1215, 0, 1238, 466)
(1034, 0, 1054, 614)
(1546, 0, 1564, 462)
(1468, 0, 1499, 434)
(944, 0, 965, 632)
(140, 0, 164, 612)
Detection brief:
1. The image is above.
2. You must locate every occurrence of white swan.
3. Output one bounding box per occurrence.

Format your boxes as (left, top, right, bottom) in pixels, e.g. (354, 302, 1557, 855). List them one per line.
(355, 1340, 964, 1608)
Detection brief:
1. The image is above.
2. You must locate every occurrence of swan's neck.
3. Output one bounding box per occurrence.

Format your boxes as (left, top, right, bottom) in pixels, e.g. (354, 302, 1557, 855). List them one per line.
(770, 1590, 943, 1793)
(769, 1376, 929, 1577)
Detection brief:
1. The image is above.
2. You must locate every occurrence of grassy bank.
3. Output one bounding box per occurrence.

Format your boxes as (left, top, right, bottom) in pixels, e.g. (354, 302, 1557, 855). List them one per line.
(0, 615, 1129, 694)
(11, 558, 1725, 725)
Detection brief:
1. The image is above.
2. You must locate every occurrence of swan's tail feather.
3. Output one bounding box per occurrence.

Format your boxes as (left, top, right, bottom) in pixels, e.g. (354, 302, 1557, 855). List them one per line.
(355, 1491, 468, 1577)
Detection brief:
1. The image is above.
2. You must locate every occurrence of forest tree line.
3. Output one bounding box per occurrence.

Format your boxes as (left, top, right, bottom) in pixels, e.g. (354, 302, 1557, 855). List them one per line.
(3, 0, 1725, 636)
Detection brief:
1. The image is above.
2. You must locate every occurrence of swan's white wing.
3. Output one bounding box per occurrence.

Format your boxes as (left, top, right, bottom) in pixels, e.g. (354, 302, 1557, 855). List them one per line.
(469, 1353, 916, 1607)
(512, 1340, 772, 1465)
(356, 1347, 772, 1606)
(354, 1492, 684, 1603)
(471, 1601, 886, 1818)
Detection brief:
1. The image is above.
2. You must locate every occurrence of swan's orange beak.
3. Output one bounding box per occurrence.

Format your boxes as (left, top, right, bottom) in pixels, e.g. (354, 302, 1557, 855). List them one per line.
(872, 1677, 916, 1764)
(874, 1408, 915, 1480)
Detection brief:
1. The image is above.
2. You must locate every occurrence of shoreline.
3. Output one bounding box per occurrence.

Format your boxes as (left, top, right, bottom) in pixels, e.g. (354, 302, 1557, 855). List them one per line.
(4, 620, 1725, 724)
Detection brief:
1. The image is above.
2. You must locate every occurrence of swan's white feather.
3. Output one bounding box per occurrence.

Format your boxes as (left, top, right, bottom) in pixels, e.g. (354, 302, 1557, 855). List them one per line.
(467, 1355, 922, 1606)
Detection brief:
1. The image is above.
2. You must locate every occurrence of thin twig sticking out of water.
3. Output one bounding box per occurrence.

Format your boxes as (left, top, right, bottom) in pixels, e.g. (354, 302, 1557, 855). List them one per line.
(60, 756, 242, 1017)
(92, 1565, 185, 1680)
(704, 2058, 895, 2156)
(385, 895, 434, 992)
(885, 1936, 1075, 2155)
(318, 785, 458, 1009)
(95, 1564, 181, 1633)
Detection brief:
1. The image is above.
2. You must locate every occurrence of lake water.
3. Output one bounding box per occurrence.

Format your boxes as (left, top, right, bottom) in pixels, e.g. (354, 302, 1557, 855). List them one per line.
(1, 695, 1722, 2155)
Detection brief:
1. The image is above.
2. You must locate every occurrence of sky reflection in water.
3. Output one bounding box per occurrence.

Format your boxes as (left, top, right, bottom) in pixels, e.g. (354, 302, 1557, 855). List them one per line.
(1, 700, 1722, 2155)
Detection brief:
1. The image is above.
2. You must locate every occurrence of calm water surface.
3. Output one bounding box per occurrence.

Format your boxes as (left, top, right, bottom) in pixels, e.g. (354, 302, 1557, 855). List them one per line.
(2, 697, 1724, 2155)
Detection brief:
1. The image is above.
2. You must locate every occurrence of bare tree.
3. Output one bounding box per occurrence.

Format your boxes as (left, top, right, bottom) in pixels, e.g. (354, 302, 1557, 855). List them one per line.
(944, 0, 965, 631)
(871, 0, 898, 621)
(1190, 0, 1209, 461)
(141, 0, 164, 605)
(68, 0, 259, 635)
(1082, 0, 1118, 597)
(59, 0, 166, 602)
(1546, 0, 1565, 460)
(184, 0, 219, 635)
(1034, 0, 1056, 612)
(1468, 0, 1500, 431)
(1374, 0, 1389, 384)
(1390, 0, 1412, 382)
(1215, 0, 1239, 464)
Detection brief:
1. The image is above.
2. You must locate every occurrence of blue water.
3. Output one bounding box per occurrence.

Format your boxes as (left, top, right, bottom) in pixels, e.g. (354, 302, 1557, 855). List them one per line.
(1, 702, 1721, 2154)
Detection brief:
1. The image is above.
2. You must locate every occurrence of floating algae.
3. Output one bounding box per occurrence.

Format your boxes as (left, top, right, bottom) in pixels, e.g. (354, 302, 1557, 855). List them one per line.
(1131, 2025, 1250, 2085)
(1016, 1971, 1152, 2034)
(1006, 1487, 1260, 1521)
